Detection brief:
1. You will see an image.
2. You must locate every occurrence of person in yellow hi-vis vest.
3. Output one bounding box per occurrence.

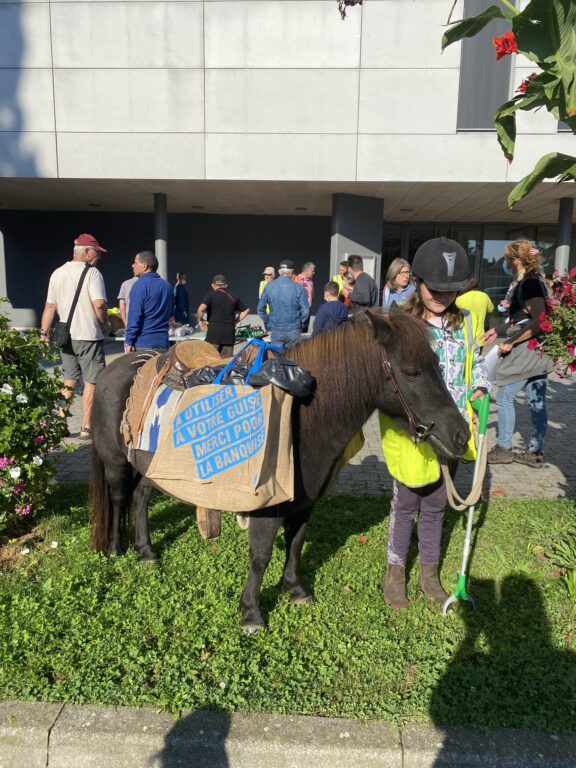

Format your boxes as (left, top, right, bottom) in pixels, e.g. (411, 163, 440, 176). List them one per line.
(380, 238, 490, 610)
(258, 266, 275, 314)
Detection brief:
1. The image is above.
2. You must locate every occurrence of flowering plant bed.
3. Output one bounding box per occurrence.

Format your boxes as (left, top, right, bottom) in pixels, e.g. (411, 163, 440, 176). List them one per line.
(0, 306, 69, 533)
(530, 268, 576, 374)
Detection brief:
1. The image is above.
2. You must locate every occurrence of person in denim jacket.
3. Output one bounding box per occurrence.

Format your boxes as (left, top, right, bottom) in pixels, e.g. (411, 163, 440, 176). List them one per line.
(257, 260, 310, 351)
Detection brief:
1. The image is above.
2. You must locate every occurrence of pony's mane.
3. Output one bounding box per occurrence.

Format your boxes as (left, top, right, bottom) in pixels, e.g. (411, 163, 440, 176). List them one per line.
(286, 310, 432, 406)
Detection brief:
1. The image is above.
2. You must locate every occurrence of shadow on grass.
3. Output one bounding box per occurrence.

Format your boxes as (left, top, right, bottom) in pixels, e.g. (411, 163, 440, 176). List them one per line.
(147, 494, 198, 555)
(430, 574, 576, 743)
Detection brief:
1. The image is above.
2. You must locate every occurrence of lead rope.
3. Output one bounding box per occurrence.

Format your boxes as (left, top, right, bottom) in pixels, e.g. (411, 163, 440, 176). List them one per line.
(440, 421, 488, 512)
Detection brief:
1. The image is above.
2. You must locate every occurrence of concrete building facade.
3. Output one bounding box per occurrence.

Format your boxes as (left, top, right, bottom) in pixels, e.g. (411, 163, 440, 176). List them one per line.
(0, 0, 574, 325)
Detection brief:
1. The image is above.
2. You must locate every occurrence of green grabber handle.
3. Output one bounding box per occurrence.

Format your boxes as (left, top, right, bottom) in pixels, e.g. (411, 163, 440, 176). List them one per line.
(470, 389, 490, 437)
(442, 390, 489, 615)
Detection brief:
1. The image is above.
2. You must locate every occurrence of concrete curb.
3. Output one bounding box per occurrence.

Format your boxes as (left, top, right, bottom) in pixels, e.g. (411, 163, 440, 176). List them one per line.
(1, 701, 575, 768)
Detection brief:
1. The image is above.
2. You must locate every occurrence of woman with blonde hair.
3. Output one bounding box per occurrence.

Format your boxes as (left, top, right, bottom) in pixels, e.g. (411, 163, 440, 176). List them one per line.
(485, 239, 552, 468)
(381, 258, 415, 310)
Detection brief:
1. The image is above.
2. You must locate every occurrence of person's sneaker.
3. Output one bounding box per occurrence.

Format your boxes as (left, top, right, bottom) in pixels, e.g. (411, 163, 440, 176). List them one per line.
(487, 445, 514, 464)
(513, 449, 545, 468)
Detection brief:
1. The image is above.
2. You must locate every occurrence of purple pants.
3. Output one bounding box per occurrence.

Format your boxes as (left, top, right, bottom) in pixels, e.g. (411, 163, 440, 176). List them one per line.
(387, 477, 447, 566)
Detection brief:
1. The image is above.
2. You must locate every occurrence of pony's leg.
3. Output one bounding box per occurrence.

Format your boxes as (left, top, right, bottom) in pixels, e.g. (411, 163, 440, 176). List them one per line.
(105, 462, 132, 556)
(281, 508, 313, 605)
(133, 476, 157, 562)
(240, 515, 283, 633)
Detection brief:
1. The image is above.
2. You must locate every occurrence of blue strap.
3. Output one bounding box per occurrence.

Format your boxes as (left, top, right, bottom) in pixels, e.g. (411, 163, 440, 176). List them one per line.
(213, 338, 280, 385)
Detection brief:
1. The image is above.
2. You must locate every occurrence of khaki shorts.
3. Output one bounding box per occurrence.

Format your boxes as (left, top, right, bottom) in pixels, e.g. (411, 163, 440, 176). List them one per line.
(60, 340, 106, 384)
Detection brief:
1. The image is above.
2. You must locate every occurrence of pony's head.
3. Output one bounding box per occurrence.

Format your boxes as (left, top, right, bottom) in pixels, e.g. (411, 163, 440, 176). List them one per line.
(362, 308, 470, 459)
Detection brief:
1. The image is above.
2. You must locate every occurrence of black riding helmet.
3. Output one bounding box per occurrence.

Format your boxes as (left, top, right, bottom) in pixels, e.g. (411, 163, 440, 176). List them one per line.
(411, 237, 471, 292)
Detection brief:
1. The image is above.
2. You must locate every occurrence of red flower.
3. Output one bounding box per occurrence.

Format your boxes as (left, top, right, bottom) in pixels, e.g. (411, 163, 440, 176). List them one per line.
(567, 344, 575, 356)
(569, 267, 576, 279)
(515, 72, 537, 94)
(570, 361, 576, 372)
(493, 30, 518, 61)
(539, 319, 553, 333)
(527, 337, 540, 350)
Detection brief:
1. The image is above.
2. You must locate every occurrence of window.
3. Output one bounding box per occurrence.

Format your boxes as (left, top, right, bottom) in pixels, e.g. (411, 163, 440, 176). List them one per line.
(457, 0, 516, 131)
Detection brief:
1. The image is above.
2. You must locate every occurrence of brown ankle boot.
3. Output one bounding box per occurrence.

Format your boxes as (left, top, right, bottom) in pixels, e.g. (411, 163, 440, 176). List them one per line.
(418, 562, 448, 604)
(383, 565, 408, 609)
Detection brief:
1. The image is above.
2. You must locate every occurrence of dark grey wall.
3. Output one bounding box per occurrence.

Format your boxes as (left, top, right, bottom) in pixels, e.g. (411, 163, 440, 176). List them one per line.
(0, 211, 331, 322)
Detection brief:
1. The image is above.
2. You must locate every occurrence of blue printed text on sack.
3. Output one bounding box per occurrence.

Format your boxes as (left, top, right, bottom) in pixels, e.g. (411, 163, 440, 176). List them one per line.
(173, 388, 266, 479)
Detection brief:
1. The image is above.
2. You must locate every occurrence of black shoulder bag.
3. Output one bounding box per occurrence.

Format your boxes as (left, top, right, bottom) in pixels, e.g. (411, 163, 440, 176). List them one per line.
(52, 264, 92, 348)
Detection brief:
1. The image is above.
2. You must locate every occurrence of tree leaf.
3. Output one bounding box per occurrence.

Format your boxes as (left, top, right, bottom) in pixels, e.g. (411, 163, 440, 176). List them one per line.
(514, 0, 576, 65)
(508, 152, 576, 207)
(441, 5, 513, 51)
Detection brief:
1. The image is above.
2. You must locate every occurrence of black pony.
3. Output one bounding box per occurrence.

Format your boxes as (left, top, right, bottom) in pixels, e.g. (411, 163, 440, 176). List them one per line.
(90, 310, 469, 632)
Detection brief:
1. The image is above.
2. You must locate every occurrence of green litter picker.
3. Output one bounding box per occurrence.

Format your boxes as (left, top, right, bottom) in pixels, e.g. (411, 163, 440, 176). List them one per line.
(442, 391, 490, 616)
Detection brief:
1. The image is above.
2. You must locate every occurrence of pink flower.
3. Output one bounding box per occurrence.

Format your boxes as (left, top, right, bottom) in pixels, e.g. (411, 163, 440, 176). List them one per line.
(567, 344, 576, 356)
(527, 338, 540, 350)
(16, 504, 32, 516)
(12, 481, 26, 494)
(38, 418, 47, 428)
(570, 361, 576, 372)
(0, 457, 14, 469)
(569, 267, 576, 279)
(34, 435, 45, 444)
(539, 320, 553, 333)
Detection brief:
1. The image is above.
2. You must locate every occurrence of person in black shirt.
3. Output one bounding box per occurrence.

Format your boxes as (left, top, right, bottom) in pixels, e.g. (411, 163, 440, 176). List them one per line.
(485, 240, 552, 468)
(196, 275, 250, 357)
(340, 254, 378, 312)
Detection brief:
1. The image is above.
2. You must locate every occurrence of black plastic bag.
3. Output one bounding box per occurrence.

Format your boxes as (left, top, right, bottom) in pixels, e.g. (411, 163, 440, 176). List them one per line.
(186, 362, 252, 388)
(247, 358, 315, 398)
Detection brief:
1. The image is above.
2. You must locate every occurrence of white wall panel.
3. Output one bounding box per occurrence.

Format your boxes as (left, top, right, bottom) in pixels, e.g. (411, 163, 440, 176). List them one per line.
(57, 133, 205, 178)
(54, 70, 204, 133)
(206, 133, 357, 180)
(361, 1, 460, 69)
(51, 2, 203, 68)
(0, 132, 57, 177)
(0, 4, 51, 68)
(357, 134, 508, 182)
(0, 70, 55, 132)
(205, 1, 361, 68)
(506, 133, 576, 180)
(359, 69, 459, 134)
(206, 69, 358, 133)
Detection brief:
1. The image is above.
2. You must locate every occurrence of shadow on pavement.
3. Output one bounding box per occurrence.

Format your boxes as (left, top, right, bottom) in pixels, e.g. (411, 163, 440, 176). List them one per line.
(152, 710, 231, 767)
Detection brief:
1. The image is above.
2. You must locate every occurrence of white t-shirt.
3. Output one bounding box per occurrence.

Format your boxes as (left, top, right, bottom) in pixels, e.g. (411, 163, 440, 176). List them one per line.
(46, 261, 107, 341)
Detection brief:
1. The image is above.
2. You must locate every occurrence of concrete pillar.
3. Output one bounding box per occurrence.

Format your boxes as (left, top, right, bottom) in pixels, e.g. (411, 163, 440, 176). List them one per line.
(154, 193, 168, 280)
(554, 196, 574, 276)
(330, 194, 384, 287)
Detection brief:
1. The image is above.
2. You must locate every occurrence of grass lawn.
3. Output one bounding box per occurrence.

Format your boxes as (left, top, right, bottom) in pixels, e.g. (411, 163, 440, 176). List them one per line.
(0, 485, 575, 731)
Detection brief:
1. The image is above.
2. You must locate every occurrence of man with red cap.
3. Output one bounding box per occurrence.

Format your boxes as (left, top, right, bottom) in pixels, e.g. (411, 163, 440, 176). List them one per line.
(40, 233, 110, 440)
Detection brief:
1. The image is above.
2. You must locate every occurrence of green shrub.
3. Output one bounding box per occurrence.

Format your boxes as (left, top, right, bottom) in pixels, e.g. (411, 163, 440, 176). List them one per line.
(0, 305, 68, 533)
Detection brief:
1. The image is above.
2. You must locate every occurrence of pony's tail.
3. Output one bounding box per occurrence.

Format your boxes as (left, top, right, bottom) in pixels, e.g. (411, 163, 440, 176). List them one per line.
(90, 445, 111, 551)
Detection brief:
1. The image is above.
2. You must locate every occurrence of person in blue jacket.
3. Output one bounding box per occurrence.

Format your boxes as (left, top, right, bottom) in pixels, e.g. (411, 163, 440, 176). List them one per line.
(312, 281, 349, 335)
(124, 251, 173, 352)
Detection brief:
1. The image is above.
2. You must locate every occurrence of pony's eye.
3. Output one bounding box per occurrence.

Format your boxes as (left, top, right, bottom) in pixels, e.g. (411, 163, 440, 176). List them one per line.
(403, 368, 420, 380)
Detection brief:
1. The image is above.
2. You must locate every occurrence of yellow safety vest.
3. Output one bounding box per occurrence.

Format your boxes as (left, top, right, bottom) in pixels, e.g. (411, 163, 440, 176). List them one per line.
(379, 313, 476, 488)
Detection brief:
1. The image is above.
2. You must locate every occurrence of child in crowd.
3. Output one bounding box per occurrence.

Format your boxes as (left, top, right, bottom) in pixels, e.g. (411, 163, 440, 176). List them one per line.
(380, 238, 490, 610)
(311, 281, 349, 335)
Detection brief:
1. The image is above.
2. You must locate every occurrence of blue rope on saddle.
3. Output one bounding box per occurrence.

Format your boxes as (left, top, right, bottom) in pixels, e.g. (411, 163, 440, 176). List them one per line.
(213, 338, 283, 385)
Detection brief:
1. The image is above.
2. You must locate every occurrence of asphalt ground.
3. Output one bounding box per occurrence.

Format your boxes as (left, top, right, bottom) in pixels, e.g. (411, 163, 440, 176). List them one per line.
(11, 339, 573, 768)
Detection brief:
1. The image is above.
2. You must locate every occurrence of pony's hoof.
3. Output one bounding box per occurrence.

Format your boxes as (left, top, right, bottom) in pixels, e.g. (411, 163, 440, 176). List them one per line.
(241, 623, 263, 636)
(137, 547, 158, 563)
(292, 593, 314, 606)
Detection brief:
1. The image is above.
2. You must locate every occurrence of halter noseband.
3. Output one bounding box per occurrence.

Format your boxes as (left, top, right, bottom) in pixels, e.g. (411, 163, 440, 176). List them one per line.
(381, 346, 435, 443)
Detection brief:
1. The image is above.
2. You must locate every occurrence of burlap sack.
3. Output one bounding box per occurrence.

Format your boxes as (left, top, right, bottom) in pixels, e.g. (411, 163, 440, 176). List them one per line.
(146, 383, 294, 512)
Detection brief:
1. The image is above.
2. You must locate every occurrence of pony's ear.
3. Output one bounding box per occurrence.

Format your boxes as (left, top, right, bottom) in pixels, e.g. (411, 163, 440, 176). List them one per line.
(365, 309, 395, 346)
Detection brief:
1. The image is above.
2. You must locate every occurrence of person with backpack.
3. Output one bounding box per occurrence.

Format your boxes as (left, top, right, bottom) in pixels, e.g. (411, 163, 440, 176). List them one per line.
(380, 238, 490, 610)
(484, 240, 553, 468)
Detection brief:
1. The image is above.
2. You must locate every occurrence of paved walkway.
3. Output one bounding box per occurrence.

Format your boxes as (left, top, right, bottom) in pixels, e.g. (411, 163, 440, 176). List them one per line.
(56, 340, 576, 500)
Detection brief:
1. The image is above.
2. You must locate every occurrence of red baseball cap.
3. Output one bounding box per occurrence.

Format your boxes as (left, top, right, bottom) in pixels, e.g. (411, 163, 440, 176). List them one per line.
(74, 233, 107, 252)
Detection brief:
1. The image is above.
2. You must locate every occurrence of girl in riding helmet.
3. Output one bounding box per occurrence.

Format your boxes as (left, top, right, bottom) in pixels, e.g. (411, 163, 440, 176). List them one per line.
(380, 237, 490, 610)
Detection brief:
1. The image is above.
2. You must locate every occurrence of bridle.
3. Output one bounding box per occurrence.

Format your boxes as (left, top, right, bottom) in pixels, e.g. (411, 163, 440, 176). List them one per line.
(380, 345, 435, 443)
